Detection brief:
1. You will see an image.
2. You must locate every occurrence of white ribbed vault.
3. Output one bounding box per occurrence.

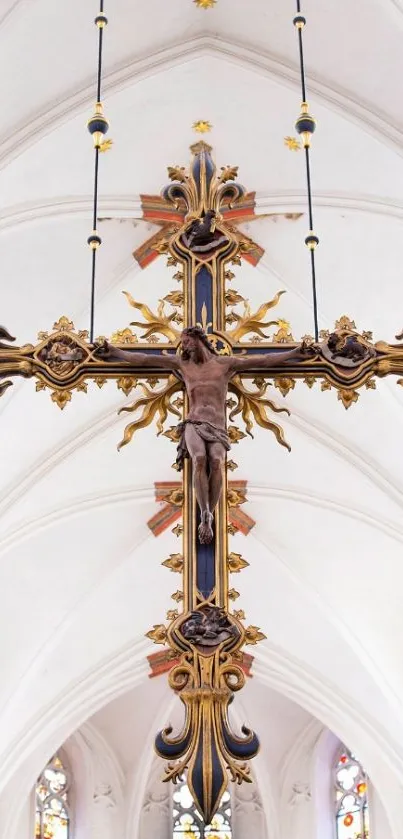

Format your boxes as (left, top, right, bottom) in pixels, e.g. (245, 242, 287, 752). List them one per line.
(1, 2, 403, 838)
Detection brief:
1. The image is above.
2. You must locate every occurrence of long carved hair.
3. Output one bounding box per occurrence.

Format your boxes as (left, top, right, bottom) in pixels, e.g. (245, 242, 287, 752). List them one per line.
(181, 326, 218, 360)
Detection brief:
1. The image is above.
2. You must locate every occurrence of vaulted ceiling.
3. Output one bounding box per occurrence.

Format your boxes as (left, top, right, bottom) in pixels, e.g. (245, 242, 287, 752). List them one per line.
(1, 2, 403, 836)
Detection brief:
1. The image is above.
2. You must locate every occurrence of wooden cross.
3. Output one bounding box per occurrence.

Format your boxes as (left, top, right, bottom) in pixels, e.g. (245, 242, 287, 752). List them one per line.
(2, 142, 403, 822)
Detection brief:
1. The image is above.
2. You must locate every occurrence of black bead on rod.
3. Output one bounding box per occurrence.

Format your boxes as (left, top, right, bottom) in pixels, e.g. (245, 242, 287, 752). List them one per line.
(293, 3, 319, 342)
(87, 1, 109, 344)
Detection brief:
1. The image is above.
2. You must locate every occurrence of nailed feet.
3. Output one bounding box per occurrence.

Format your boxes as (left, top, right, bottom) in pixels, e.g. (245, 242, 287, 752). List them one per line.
(198, 510, 214, 544)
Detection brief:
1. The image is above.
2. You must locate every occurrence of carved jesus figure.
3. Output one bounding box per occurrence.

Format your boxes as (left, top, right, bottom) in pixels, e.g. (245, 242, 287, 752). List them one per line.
(101, 328, 315, 544)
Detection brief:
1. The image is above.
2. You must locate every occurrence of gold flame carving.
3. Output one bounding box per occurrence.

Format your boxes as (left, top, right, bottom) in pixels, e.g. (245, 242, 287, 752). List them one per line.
(117, 375, 182, 451)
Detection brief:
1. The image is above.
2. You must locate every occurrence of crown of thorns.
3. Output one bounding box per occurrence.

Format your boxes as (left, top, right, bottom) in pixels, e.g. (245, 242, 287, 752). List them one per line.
(181, 326, 218, 355)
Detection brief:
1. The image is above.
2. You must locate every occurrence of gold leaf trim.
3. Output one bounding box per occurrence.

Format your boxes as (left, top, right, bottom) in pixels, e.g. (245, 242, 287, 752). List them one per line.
(51, 389, 72, 410)
(337, 388, 359, 409)
(227, 487, 247, 507)
(162, 554, 184, 573)
(172, 523, 183, 537)
(164, 290, 184, 308)
(166, 488, 184, 506)
(110, 327, 138, 345)
(117, 376, 137, 397)
(228, 553, 249, 573)
(146, 624, 168, 645)
(245, 625, 267, 645)
(228, 425, 247, 444)
(274, 377, 295, 397)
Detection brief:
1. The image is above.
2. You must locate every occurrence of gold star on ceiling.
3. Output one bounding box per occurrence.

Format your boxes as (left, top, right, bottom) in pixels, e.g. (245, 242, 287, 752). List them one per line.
(194, 0, 216, 8)
(193, 120, 213, 133)
(284, 136, 302, 151)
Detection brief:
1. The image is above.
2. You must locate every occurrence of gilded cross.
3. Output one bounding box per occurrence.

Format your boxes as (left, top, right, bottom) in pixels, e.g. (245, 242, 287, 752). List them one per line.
(1, 142, 403, 822)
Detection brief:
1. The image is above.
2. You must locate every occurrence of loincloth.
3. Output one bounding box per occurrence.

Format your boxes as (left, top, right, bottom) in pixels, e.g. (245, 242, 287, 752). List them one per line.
(176, 419, 231, 471)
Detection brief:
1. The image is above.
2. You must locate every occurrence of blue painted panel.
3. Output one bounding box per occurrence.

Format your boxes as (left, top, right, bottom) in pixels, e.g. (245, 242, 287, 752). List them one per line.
(195, 264, 213, 329)
(196, 510, 215, 599)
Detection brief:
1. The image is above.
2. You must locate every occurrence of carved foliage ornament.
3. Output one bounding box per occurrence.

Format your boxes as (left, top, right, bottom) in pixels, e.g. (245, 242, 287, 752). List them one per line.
(3, 143, 403, 827)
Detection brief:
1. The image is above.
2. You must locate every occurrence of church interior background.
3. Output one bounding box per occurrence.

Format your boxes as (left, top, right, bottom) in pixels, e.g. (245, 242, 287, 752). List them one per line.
(1, 1, 403, 838)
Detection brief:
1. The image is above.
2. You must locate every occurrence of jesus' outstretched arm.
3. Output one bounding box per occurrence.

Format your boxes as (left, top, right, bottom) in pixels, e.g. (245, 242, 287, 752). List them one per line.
(228, 342, 319, 373)
(96, 342, 182, 371)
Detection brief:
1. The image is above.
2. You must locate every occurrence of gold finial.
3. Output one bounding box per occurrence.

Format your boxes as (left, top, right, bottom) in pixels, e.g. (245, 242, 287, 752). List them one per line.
(194, 0, 216, 7)
(192, 119, 213, 133)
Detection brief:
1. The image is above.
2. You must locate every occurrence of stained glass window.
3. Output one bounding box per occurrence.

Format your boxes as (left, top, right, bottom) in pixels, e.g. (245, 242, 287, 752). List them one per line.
(335, 747, 369, 839)
(173, 780, 232, 839)
(35, 753, 70, 839)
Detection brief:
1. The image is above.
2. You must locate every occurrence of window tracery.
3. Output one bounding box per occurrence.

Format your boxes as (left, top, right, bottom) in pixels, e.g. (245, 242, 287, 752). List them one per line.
(35, 753, 70, 839)
(173, 780, 232, 839)
(335, 746, 369, 839)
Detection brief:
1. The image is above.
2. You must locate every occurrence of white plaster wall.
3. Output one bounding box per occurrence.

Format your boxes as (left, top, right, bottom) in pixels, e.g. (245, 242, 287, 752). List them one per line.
(11, 796, 33, 839)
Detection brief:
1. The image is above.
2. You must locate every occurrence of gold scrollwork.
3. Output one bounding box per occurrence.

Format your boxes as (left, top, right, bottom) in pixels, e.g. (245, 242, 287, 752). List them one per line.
(155, 606, 263, 824)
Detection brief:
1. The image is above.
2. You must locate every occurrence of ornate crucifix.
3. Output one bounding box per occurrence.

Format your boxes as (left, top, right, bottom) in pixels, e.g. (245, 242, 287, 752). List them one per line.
(1, 142, 403, 823)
